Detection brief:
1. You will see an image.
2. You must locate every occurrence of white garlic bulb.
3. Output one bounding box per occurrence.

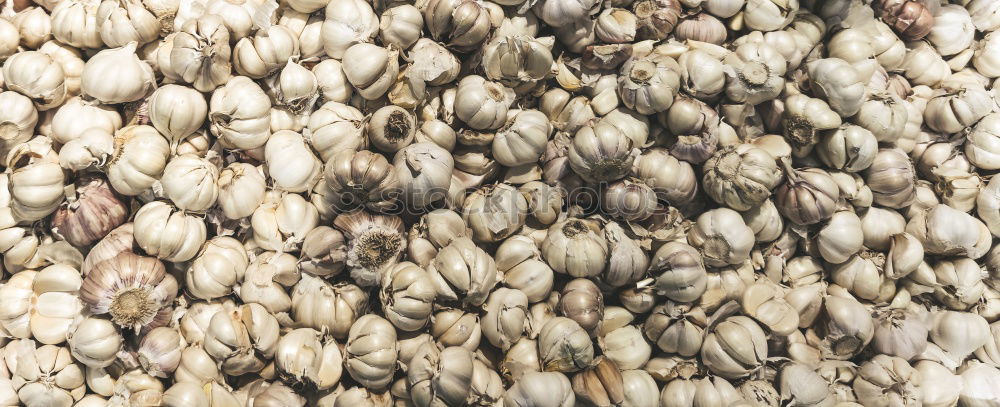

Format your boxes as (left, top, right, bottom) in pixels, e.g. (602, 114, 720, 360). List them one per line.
(133, 200, 207, 262)
(81, 42, 155, 104)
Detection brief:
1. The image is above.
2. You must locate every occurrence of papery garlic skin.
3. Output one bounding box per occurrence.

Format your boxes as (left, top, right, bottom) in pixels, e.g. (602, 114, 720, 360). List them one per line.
(210, 76, 272, 150)
(147, 84, 208, 148)
(67, 317, 121, 369)
(170, 15, 231, 92)
(0, 91, 38, 158)
(724, 42, 786, 106)
(504, 371, 575, 407)
(455, 75, 515, 131)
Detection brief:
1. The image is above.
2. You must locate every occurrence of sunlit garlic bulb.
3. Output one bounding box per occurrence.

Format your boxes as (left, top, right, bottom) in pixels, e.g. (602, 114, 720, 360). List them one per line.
(80, 252, 178, 332)
(333, 211, 406, 287)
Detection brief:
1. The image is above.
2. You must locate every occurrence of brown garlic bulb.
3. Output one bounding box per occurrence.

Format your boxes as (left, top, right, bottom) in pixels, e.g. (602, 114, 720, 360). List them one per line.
(51, 175, 129, 247)
(558, 278, 605, 334)
(631, 0, 681, 41)
(874, 0, 935, 41)
(324, 149, 402, 213)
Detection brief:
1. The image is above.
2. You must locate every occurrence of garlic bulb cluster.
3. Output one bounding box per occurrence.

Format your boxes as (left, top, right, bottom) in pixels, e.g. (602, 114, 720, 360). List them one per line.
(3, 0, 1000, 406)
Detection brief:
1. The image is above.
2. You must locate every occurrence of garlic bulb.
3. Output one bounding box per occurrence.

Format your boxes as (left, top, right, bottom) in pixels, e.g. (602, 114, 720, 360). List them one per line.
(618, 50, 680, 115)
(0, 91, 38, 157)
(51, 0, 103, 49)
(6, 137, 66, 222)
(342, 43, 399, 101)
(49, 96, 120, 146)
(147, 85, 208, 148)
(160, 154, 219, 211)
(329, 211, 405, 287)
(775, 166, 839, 226)
(3, 340, 86, 407)
(482, 35, 554, 87)
(209, 76, 272, 150)
(649, 242, 707, 303)
(631, 0, 681, 41)
(237, 250, 299, 316)
(264, 130, 322, 193)
(394, 142, 454, 208)
(233, 25, 299, 79)
(541, 218, 609, 278)
(274, 328, 342, 390)
(816, 211, 863, 264)
(678, 49, 725, 101)
(631, 148, 698, 207)
(81, 42, 154, 104)
(505, 371, 575, 407)
(781, 94, 842, 150)
(854, 93, 908, 143)
(454, 75, 515, 131)
(723, 42, 786, 106)
(379, 5, 423, 50)
(324, 149, 400, 213)
(97, 0, 159, 48)
(600, 325, 651, 370)
(816, 125, 878, 173)
(67, 316, 121, 369)
(137, 327, 184, 378)
(51, 175, 128, 248)
(426, 236, 499, 306)
(186, 236, 248, 300)
(133, 200, 206, 262)
(872, 307, 928, 360)
(539, 316, 594, 372)
(806, 58, 867, 118)
(2, 51, 66, 111)
(568, 119, 637, 183)
(320, 0, 378, 59)
(298, 226, 347, 278)
(906, 204, 991, 259)
(291, 274, 369, 339)
(407, 344, 475, 406)
(874, 0, 934, 41)
(930, 311, 990, 359)
(432, 307, 482, 349)
(216, 163, 266, 220)
(204, 302, 280, 376)
(927, 5, 975, 57)
(462, 183, 527, 242)
(864, 148, 917, 209)
(701, 316, 768, 379)
(379, 261, 436, 332)
(820, 295, 875, 360)
(170, 15, 231, 92)
(687, 208, 754, 267)
(493, 109, 551, 167)
(924, 86, 995, 134)
(345, 315, 397, 390)
(368, 105, 415, 153)
(702, 144, 781, 211)
(80, 251, 178, 331)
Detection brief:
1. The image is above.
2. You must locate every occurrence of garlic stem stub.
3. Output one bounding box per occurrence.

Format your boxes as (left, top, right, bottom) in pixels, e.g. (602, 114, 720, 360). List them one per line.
(3, 0, 1000, 405)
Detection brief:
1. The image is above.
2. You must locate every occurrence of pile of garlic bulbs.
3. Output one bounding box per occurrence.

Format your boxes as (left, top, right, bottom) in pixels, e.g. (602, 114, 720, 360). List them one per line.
(2, 0, 1000, 405)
